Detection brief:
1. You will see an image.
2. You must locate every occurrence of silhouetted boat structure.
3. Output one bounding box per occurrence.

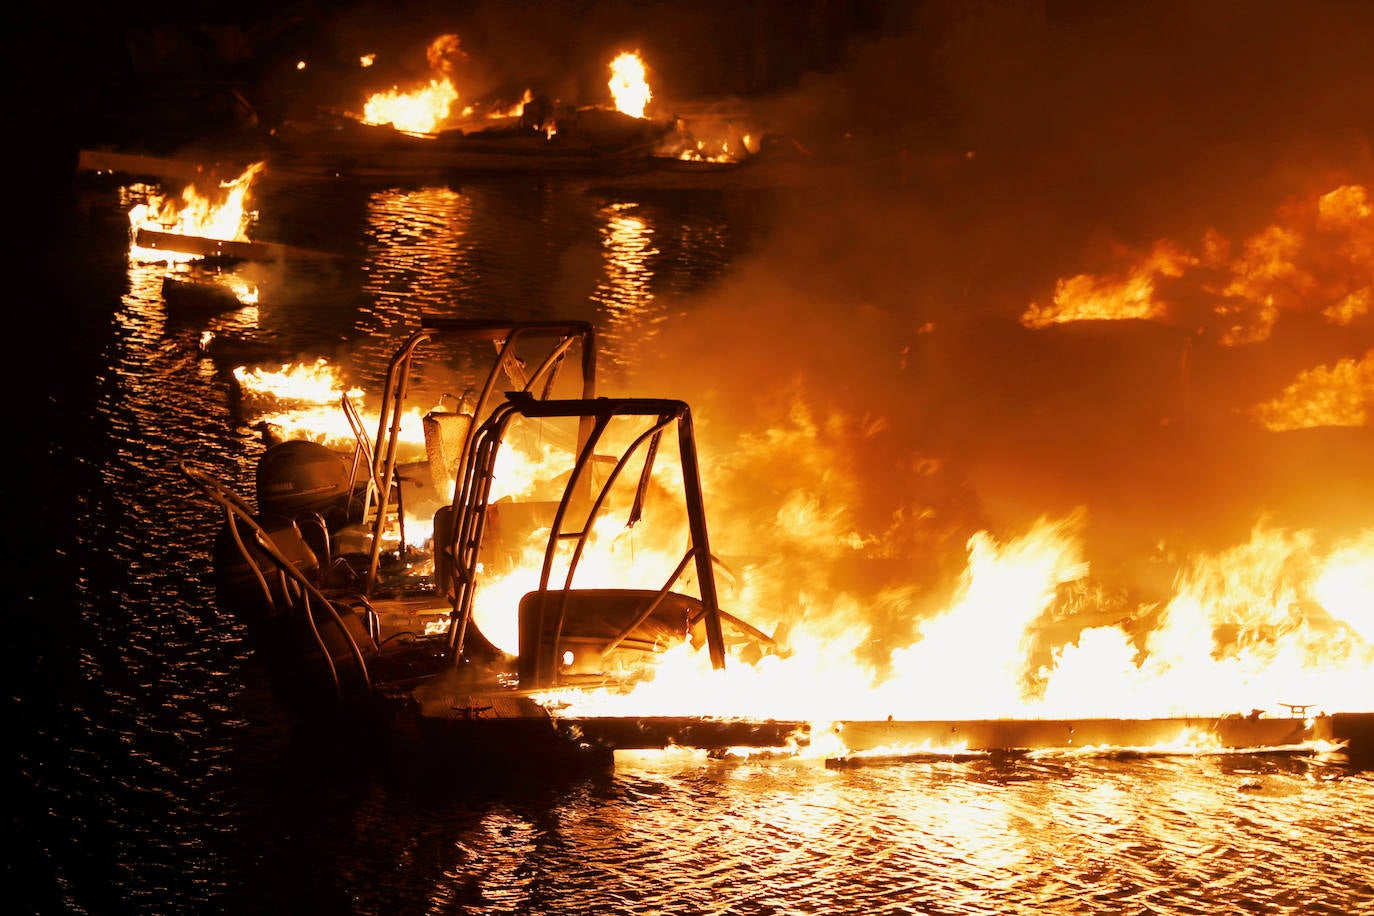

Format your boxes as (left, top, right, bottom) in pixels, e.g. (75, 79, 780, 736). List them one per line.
(264, 107, 676, 179)
(134, 227, 338, 263)
(181, 317, 1369, 771)
(161, 271, 249, 315)
(79, 109, 814, 190)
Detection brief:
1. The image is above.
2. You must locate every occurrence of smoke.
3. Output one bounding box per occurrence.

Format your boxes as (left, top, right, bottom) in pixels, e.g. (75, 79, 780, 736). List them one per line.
(169, 0, 1370, 659)
(606, 1, 1374, 651)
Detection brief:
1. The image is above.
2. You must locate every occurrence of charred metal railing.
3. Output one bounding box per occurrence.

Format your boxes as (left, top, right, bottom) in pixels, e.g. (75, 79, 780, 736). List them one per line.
(364, 319, 597, 595)
(444, 393, 728, 686)
(180, 460, 376, 702)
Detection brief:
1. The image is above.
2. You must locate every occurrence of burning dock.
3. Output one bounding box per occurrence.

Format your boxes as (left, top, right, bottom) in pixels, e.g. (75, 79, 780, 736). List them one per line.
(408, 685, 1367, 771)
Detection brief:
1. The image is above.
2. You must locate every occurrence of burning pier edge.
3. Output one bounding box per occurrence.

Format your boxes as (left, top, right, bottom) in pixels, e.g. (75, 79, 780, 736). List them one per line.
(408, 690, 1374, 772)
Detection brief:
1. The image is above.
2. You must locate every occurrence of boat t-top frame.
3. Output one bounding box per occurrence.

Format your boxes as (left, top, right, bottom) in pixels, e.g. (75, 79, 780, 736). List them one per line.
(360, 318, 598, 595)
(442, 392, 730, 684)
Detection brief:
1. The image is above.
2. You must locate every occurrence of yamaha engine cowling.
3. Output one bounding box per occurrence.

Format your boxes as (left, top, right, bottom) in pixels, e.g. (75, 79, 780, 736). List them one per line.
(256, 440, 354, 527)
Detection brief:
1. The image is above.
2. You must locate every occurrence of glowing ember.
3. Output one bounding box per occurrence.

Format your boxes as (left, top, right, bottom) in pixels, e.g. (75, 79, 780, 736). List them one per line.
(127, 162, 264, 263)
(1251, 351, 1374, 430)
(678, 138, 739, 163)
(609, 51, 651, 119)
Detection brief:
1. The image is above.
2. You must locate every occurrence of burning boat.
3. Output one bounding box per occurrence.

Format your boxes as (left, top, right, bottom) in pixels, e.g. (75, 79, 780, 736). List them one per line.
(265, 103, 678, 181)
(183, 318, 785, 765)
(80, 38, 808, 191)
(181, 317, 1369, 771)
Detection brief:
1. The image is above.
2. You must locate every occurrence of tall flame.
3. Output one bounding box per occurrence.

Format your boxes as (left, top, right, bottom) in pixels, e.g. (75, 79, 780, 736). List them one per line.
(360, 34, 465, 134)
(546, 514, 1373, 725)
(609, 51, 651, 119)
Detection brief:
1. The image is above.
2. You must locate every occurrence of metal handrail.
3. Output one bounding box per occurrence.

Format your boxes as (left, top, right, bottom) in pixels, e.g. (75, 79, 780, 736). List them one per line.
(443, 394, 728, 684)
(340, 392, 379, 523)
(180, 460, 377, 700)
(362, 319, 598, 597)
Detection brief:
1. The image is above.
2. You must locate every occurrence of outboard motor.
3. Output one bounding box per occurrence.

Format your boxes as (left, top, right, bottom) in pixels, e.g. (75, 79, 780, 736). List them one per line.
(256, 440, 354, 529)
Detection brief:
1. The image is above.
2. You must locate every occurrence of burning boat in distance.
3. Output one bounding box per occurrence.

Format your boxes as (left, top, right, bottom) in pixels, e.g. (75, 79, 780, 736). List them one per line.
(79, 39, 814, 188)
(181, 317, 1371, 771)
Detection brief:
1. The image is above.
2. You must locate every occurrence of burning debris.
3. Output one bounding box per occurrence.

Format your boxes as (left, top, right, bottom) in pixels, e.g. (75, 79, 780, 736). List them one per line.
(127, 162, 264, 264)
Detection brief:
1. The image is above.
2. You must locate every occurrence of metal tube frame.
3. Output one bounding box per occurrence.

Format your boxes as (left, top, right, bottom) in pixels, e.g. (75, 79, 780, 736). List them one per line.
(362, 319, 597, 595)
(444, 393, 728, 683)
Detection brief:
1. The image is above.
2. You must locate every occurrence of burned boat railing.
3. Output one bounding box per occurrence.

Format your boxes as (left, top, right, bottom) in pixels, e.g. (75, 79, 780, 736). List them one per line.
(364, 319, 597, 596)
(181, 460, 377, 703)
(340, 391, 380, 524)
(444, 392, 729, 687)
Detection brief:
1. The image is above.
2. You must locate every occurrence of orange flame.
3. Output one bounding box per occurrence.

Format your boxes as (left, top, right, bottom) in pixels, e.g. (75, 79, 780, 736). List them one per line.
(362, 79, 458, 135)
(1021, 241, 1195, 327)
(360, 34, 465, 134)
(127, 162, 264, 262)
(1251, 350, 1374, 430)
(609, 51, 651, 119)
(1025, 183, 1374, 344)
(543, 513, 1373, 731)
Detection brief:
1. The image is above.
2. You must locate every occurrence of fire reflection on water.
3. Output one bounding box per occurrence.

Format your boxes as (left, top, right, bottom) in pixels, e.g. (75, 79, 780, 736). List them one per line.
(361, 186, 476, 338)
(594, 202, 664, 373)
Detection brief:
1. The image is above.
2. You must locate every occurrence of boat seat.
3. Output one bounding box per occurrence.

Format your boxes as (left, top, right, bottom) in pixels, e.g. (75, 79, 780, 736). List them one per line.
(516, 588, 699, 687)
(186, 461, 450, 711)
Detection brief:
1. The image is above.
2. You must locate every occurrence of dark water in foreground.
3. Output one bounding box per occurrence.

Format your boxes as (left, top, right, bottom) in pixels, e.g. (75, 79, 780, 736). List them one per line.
(17, 169, 1374, 915)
